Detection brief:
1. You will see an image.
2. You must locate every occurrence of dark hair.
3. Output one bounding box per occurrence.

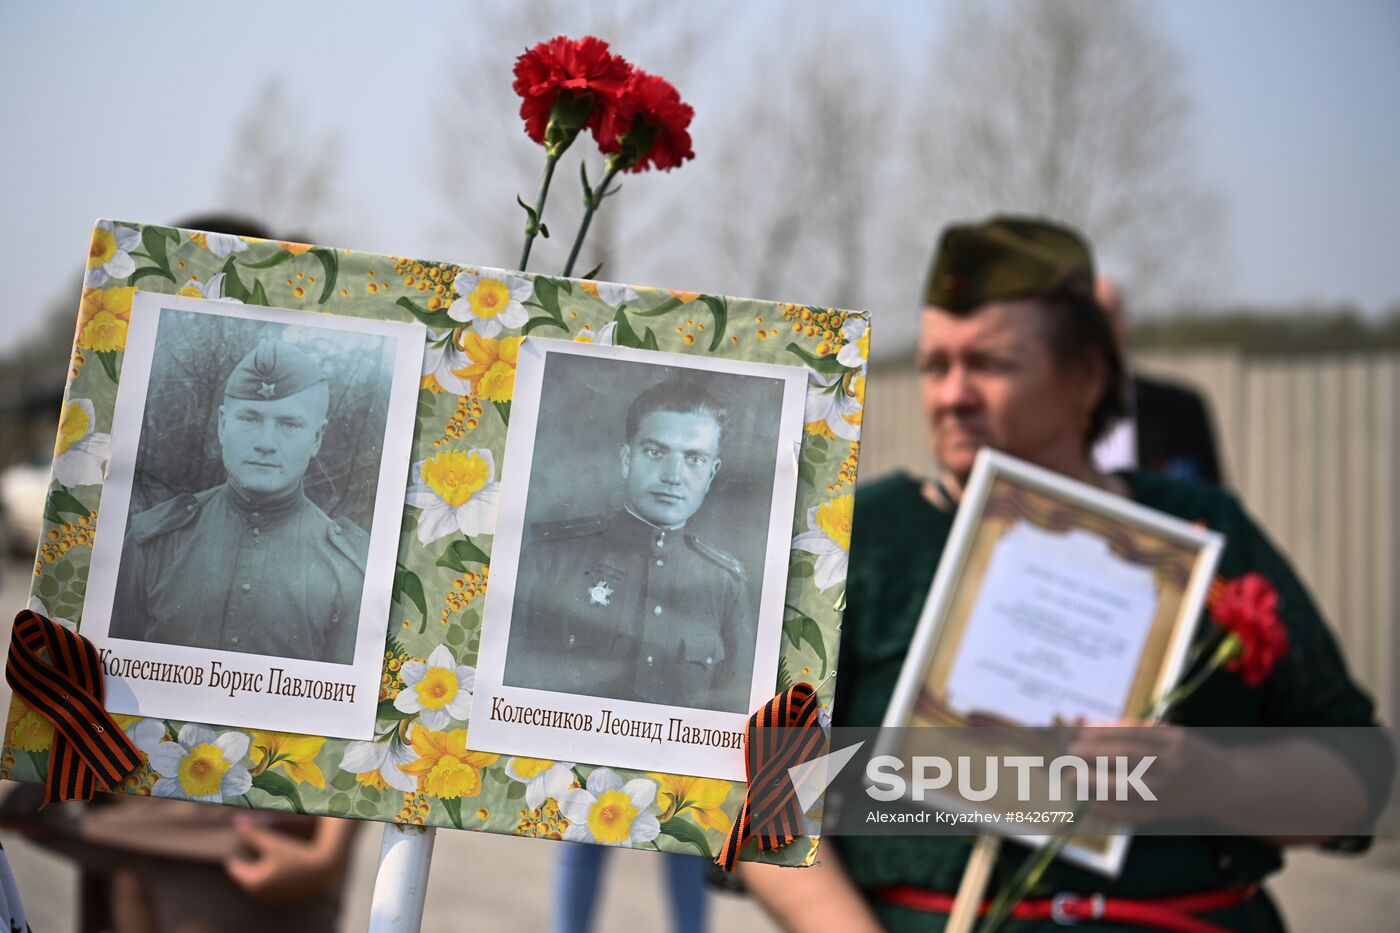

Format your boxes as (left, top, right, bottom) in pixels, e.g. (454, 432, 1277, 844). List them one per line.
(625, 377, 728, 447)
(1032, 288, 1128, 448)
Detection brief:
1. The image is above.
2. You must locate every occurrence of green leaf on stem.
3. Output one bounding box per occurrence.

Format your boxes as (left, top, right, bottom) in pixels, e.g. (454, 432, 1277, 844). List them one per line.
(220, 258, 252, 302)
(243, 250, 295, 270)
(517, 193, 541, 233)
(392, 565, 427, 620)
(47, 487, 90, 520)
(494, 400, 511, 427)
(699, 296, 728, 351)
(633, 296, 684, 318)
(612, 309, 644, 349)
(251, 770, 307, 815)
(786, 342, 848, 376)
(129, 265, 175, 285)
(441, 797, 465, 830)
(436, 539, 490, 573)
(523, 315, 568, 335)
(658, 816, 712, 857)
(139, 227, 176, 281)
(309, 247, 338, 303)
(396, 297, 444, 326)
(377, 697, 415, 722)
(95, 350, 120, 383)
(249, 280, 270, 307)
(580, 261, 604, 280)
(640, 327, 660, 351)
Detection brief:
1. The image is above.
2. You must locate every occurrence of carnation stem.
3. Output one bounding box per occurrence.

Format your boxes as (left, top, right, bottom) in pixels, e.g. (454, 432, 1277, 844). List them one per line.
(562, 165, 622, 278)
(518, 153, 559, 272)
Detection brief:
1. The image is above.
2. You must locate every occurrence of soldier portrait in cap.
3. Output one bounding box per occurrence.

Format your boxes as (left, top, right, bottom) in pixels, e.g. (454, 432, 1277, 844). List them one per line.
(93, 302, 417, 676)
(488, 344, 803, 718)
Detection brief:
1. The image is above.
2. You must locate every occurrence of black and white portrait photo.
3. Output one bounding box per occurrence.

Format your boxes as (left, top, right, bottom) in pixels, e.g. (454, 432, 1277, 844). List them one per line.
(84, 293, 424, 739)
(471, 338, 806, 780)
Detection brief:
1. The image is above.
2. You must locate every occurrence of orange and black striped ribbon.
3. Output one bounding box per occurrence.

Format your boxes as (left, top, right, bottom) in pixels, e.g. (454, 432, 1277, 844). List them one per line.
(5, 610, 144, 805)
(715, 681, 825, 872)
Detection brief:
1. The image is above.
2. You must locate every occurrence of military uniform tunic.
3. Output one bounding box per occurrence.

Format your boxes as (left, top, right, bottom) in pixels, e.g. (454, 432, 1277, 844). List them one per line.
(831, 472, 1386, 932)
(505, 510, 754, 713)
(111, 483, 368, 664)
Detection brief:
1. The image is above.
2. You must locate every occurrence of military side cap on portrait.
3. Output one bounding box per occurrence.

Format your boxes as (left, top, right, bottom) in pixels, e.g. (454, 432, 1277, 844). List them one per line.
(924, 215, 1095, 312)
(225, 338, 327, 400)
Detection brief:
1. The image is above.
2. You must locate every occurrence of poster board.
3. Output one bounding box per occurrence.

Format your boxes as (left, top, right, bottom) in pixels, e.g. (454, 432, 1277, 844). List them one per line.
(3, 220, 868, 866)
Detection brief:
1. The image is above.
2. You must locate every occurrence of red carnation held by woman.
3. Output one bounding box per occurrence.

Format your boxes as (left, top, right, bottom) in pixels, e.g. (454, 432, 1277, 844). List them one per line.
(1209, 572, 1289, 686)
(598, 69, 695, 173)
(512, 35, 632, 146)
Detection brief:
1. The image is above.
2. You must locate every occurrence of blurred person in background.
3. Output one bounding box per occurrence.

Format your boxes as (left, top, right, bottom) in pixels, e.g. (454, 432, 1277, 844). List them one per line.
(739, 215, 1386, 932)
(3, 214, 359, 933)
(1092, 275, 1225, 484)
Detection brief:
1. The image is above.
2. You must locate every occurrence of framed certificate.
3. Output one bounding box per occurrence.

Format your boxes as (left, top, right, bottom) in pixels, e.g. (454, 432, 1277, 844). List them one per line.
(878, 448, 1223, 875)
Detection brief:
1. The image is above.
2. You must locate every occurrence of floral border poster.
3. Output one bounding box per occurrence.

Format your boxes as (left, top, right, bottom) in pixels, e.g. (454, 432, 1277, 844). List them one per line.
(5, 219, 868, 865)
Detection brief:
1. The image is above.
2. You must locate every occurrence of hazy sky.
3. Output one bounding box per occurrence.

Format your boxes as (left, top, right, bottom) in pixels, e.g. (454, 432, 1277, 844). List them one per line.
(2, 0, 1397, 358)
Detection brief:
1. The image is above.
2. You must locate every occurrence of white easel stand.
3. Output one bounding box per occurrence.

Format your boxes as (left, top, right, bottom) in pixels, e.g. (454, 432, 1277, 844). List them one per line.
(369, 824, 438, 933)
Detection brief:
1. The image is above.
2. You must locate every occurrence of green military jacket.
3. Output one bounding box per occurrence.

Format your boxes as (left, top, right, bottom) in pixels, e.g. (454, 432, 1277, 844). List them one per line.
(110, 483, 367, 665)
(504, 510, 754, 713)
(831, 472, 1382, 932)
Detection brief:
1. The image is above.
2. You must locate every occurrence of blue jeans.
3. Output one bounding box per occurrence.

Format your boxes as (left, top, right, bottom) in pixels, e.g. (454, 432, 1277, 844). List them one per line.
(553, 843, 708, 933)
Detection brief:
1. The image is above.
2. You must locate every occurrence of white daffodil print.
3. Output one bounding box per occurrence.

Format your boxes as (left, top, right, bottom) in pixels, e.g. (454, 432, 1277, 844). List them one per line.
(85, 221, 139, 287)
(148, 724, 252, 803)
(505, 757, 578, 810)
(421, 328, 472, 395)
(836, 316, 869, 368)
(573, 321, 618, 345)
(405, 447, 501, 544)
(177, 272, 240, 303)
(339, 728, 418, 793)
(124, 718, 168, 756)
(804, 370, 862, 441)
(52, 398, 110, 487)
(393, 645, 475, 730)
(591, 282, 639, 307)
(192, 231, 250, 259)
(792, 495, 854, 591)
(559, 768, 661, 847)
(448, 270, 532, 338)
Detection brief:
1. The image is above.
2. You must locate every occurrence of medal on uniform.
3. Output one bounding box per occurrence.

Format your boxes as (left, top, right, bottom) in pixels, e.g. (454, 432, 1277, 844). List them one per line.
(588, 580, 613, 606)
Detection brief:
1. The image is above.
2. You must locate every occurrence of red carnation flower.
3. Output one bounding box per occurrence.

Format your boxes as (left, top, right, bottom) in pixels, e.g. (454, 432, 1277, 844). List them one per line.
(597, 69, 695, 173)
(1209, 572, 1289, 687)
(512, 35, 632, 152)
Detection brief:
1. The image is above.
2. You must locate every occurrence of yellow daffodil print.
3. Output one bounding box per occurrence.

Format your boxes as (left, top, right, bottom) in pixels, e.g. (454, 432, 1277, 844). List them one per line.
(52, 398, 110, 488)
(399, 728, 500, 800)
(188, 230, 249, 259)
(76, 285, 136, 352)
(458, 332, 521, 402)
(277, 240, 314, 256)
(339, 729, 417, 792)
(668, 289, 701, 304)
(559, 768, 660, 847)
(647, 772, 733, 834)
(836, 316, 869, 368)
(5, 698, 54, 752)
(393, 645, 476, 729)
(506, 756, 577, 809)
(804, 370, 862, 441)
(573, 321, 617, 345)
(85, 221, 138, 287)
(148, 724, 252, 803)
(421, 328, 472, 395)
(177, 272, 240, 303)
(249, 730, 329, 788)
(448, 270, 531, 337)
(793, 494, 854, 591)
(405, 447, 500, 544)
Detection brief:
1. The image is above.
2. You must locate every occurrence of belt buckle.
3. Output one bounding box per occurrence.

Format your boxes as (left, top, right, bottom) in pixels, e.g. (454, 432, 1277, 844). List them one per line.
(1050, 892, 1105, 926)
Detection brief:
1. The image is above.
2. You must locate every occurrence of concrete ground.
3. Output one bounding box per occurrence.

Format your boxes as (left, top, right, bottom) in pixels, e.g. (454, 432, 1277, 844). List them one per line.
(2, 557, 1397, 931)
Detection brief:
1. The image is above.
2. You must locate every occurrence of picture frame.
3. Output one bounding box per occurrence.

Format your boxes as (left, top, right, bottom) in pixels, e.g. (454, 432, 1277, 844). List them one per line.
(877, 448, 1224, 875)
